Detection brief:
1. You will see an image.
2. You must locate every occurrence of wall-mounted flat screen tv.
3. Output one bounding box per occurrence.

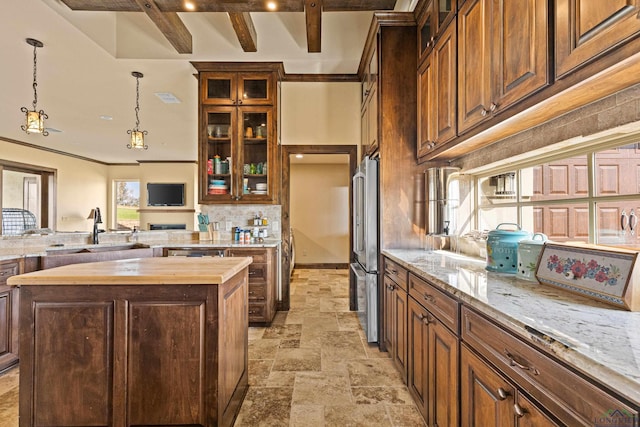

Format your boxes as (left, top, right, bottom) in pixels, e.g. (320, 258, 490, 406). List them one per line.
(147, 183, 185, 207)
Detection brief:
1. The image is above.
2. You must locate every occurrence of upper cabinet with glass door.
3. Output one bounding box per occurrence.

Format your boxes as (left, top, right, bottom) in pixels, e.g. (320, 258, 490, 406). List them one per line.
(417, 0, 456, 63)
(199, 70, 276, 106)
(193, 62, 283, 204)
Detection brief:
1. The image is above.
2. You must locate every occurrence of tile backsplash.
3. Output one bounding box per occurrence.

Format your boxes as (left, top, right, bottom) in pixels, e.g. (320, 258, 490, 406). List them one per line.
(199, 204, 282, 240)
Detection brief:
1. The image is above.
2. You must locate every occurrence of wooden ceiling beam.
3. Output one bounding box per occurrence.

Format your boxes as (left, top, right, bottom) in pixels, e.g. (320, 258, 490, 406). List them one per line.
(228, 12, 258, 52)
(134, 0, 193, 54)
(305, 0, 322, 53)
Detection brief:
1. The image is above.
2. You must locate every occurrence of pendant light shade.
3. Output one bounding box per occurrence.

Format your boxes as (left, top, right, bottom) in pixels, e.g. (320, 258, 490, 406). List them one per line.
(20, 38, 49, 136)
(127, 71, 148, 150)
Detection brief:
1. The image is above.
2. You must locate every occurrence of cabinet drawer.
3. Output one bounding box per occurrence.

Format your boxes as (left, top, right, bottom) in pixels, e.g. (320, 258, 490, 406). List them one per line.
(248, 302, 266, 321)
(248, 282, 266, 301)
(408, 273, 459, 333)
(384, 258, 408, 291)
(0, 261, 20, 286)
(248, 263, 268, 284)
(461, 307, 638, 426)
(228, 249, 269, 264)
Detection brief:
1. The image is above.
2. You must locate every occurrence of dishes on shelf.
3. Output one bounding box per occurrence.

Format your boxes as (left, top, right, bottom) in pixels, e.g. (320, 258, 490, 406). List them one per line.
(210, 179, 226, 186)
(255, 183, 267, 191)
(251, 190, 267, 195)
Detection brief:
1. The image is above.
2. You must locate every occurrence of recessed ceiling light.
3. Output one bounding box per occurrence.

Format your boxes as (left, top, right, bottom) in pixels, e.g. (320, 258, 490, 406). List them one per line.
(295, 154, 304, 159)
(99, 115, 113, 120)
(266, 1, 278, 11)
(184, 1, 195, 11)
(154, 92, 182, 104)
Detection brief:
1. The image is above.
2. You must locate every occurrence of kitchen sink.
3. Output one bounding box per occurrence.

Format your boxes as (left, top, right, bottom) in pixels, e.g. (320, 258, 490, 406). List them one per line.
(42, 243, 155, 269)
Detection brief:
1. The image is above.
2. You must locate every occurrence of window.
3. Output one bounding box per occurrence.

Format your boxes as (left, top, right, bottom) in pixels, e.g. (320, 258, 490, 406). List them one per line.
(476, 143, 640, 248)
(114, 180, 140, 230)
(0, 160, 54, 235)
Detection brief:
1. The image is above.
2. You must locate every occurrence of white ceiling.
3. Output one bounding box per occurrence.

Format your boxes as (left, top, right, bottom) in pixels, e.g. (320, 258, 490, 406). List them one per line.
(0, 0, 415, 164)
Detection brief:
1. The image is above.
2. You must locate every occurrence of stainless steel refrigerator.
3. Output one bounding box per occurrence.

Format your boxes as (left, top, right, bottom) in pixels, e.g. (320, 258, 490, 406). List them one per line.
(350, 156, 378, 342)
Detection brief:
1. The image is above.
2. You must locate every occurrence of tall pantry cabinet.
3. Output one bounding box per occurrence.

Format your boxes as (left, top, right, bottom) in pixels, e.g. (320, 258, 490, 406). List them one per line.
(192, 62, 283, 205)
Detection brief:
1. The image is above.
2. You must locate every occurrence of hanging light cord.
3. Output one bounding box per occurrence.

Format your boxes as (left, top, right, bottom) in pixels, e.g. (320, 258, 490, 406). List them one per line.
(31, 43, 38, 110)
(133, 74, 140, 131)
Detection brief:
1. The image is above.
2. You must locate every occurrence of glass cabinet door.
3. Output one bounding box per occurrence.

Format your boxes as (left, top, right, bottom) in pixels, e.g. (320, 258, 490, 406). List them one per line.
(202, 73, 237, 105)
(239, 108, 272, 200)
(418, 0, 435, 60)
(238, 74, 272, 105)
(204, 107, 236, 200)
(437, 0, 455, 29)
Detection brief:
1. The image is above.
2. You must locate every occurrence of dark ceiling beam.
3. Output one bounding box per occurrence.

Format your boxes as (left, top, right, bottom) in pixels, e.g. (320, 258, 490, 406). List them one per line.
(132, 0, 193, 54)
(305, 0, 322, 53)
(228, 12, 258, 52)
(60, 0, 396, 12)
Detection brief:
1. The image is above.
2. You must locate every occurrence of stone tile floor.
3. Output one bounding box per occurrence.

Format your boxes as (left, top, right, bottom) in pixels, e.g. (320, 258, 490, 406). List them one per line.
(0, 268, 425, 427)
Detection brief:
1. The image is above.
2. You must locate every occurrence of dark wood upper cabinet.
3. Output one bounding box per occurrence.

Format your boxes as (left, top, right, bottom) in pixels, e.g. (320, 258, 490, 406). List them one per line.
(417, 0, 457, 63)
(193, 63, 283, 205)
(555, 0, 640, 78)
(458, 0, 549, 133)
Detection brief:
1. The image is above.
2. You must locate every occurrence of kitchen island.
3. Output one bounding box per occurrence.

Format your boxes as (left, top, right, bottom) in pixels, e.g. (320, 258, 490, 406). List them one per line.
(8, 256, 253, 427)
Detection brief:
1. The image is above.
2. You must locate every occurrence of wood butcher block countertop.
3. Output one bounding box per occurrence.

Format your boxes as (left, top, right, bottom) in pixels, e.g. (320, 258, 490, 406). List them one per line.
(7, 256, 253, 286)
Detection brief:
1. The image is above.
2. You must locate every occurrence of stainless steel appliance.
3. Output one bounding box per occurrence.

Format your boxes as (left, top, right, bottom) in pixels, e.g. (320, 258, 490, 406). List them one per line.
(350, 156, 378, 342)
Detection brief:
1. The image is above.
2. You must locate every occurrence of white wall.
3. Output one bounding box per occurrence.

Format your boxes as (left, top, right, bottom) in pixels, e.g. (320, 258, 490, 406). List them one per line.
(1, 139, 109, 232)
(291, 162, 350, 264)
(281, 82, 360, 146)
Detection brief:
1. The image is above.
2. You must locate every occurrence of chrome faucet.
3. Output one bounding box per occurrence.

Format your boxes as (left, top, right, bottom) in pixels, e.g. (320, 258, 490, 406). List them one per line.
(88, 207, 103, 244)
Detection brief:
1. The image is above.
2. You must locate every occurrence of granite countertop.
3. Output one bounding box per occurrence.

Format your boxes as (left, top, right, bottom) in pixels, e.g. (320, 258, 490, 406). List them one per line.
(383, 249, 640, 406)
(7, 256, 253, 286)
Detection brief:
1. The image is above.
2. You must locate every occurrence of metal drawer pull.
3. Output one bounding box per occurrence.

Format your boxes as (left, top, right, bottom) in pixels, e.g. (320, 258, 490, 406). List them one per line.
(387, 283, 396, 290)
(0, 271, 6, 276)
(513, 403, 526, 418)
(423, 294, 436, 303)
(505, 350, 540, 375)
(497, 387, 510, 401)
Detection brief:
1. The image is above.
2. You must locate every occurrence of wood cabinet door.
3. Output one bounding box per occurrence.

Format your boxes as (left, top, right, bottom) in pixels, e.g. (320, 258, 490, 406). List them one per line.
(556, 0, 640, 78)
(458, 0, 492, 133)
(417, 54, 436, 157)
(201, 72, 238, 105)
(516, 394, 560, 427)
(238, 73, 274, 105)
(382, 275, 395, 353)
(0, 285, 19, 371)
(392, 286, 408, 382)
(429, 318, 459, 427)
(461, 345, 514, 427)
(433, 21, 458, 144)
(365, 84, 379, 156)
(407, 297, 429, 420)
(491, 0, 550, 111)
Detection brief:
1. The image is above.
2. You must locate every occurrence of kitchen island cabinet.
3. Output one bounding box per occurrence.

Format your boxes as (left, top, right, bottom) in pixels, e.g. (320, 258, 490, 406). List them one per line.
(8, 256, 252, 427)
(383, 250, 640, 425)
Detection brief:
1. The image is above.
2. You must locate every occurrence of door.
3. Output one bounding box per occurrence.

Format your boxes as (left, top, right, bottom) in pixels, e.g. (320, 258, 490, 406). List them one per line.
(461, 345, 514, 427)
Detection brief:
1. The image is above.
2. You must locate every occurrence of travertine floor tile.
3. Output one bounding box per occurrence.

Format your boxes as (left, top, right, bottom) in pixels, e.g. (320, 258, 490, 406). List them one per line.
(291, 371, 353, 406)
(324, 404, 392, 427)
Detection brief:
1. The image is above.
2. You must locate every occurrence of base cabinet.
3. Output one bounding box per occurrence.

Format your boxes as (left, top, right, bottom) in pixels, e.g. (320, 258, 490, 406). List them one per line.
(460, 345, 558, 427)
(382, 259, 409, 382)
(0, 258, 20, 372)
(18, 271, 249, 427)
(228, 247, 277, 324)
(407, 297, 458, 426)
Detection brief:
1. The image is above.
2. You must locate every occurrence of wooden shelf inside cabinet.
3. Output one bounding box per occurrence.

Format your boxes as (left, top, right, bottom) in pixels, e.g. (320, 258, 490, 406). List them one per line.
(137, 209, 196, 213)
(208, 137, 231, 142)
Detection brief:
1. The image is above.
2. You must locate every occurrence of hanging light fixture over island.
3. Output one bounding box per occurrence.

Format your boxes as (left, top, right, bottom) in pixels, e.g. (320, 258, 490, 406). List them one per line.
(127, 71, 148, 150)
(20, 38, 48, 136)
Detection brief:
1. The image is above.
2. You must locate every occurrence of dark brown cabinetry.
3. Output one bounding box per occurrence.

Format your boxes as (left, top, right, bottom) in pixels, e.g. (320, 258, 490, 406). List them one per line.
(457, 0, 549, 133)
(460, 345, 558, 426)
(461, 306, 639, 425)
(555, 0, 640, 78)
(193, 63, 283, 204)
(416, 0, 457, 63)
(0, 258, 20, 372)
(407, 273, 459, 426)
(417, 20, 457, 156)
(382, 259, 408, 381)
(361, 47, 378, 157)
(228, 247, 277, 324)
(17, 268, 249, 427)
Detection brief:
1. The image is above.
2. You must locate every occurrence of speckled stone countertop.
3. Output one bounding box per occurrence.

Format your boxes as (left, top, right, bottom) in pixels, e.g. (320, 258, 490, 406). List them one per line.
(383, 249, 640, 406)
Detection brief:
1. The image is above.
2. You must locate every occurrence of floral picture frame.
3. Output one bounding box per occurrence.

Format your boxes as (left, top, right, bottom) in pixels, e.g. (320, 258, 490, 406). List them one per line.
(535, 242, 640, 311)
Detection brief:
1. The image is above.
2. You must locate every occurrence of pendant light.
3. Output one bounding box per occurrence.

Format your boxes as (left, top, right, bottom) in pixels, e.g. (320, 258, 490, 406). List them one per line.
(127, 71, 148, 150)
(20, 38, 48, 136)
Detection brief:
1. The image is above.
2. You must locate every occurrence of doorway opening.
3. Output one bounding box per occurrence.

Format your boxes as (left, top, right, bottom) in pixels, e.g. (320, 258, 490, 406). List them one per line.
(281, 145, 357, 311)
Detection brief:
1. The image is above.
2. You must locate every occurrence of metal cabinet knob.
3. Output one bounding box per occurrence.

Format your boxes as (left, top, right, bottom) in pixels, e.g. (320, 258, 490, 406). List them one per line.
(513, 403, 526, 418)
(497, 387, 510, 401)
